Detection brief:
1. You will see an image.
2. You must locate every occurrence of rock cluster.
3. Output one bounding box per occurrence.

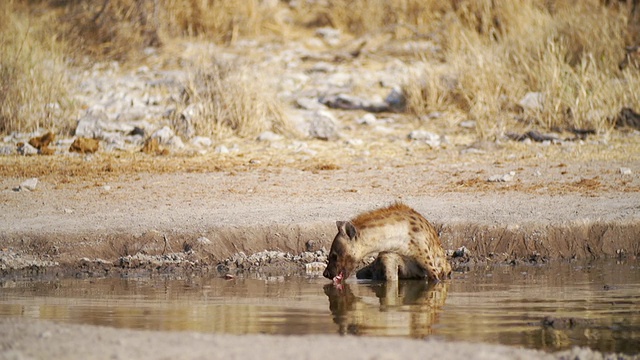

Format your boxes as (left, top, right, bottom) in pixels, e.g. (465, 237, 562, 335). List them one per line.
(0, 249, 58, 272)
(218, 249, 328, 275)
(1, 38, 638, 161)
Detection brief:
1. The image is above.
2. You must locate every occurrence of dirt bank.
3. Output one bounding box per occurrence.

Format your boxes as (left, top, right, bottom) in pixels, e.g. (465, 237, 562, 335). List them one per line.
(2, 159, 639, 272)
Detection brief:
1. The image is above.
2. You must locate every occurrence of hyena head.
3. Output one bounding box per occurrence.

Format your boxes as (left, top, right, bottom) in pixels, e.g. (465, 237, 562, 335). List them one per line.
(323, 221, 358, 282)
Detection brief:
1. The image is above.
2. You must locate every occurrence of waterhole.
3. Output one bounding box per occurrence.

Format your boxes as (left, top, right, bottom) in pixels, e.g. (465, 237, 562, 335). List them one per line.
(1, 260, 638, 354)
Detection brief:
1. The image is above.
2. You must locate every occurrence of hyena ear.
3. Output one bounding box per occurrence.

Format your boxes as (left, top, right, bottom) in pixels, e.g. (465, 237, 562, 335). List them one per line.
(336, 221, 357, 240)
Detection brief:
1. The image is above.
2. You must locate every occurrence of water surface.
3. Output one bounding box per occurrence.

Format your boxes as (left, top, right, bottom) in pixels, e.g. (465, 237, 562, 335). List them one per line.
(1, 260, 638, 354)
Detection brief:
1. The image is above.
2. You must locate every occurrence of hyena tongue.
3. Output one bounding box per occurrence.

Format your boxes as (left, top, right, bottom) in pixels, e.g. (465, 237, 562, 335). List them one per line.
(333, 271, 344, 285)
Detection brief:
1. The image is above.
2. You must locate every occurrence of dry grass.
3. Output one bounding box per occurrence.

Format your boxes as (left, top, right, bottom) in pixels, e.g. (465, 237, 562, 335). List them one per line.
(175, 57, 296, 139)
(2, 0, 639, 139)
(59, 0, 287, 60)
(0, 1, 76, 135)
(403, 0, 640, 138)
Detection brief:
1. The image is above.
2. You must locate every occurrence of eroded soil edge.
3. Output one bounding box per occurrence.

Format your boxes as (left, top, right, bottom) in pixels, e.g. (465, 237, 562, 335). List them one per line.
(2, 219, 638, 280)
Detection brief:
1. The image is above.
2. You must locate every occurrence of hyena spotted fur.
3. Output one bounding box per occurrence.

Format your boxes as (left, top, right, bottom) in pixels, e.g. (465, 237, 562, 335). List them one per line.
(323, 203, 452, 283)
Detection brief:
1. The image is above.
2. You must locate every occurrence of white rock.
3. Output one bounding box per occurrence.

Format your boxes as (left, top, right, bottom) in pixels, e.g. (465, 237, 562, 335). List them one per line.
(0, 146, 13, 155)
(620, 167, 632, 175)
(215, 145, 229, 154)
(315, 27, 341, 46)
(19, 178, 38, 191)
(459, 120, 477, 129)
(75, 110, 108, 138)
(518, 92, 545, 112)
(296, 97, 326, 110)
(408, 130, 441, 147)
(17, 143, 38, 156)
(372, 125, 394, 135)
(357, 113, 378, 125)
(305, 262, 327, 275)
(191, 136, 213, 148)
(460, 148, 485, 155)
(167, 135, 185, 149)
(307, 110, 340, 141)
(257, 131, 284, 142)
(408, 130, 438, 141)
(309, 62, 335, 73)
(197, 237, 212, 245)
(488, 171, 516, 182)
(152, 126, 175, 144)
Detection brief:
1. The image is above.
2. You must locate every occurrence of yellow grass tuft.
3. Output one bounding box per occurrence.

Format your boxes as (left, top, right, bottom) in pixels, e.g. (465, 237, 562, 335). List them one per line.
(176, 57, 296, 139)
(403, 0, 640, 138)
(0, 1, 76, 135)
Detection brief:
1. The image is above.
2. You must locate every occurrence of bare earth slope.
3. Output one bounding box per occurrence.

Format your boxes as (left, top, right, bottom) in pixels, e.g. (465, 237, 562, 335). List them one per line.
(2, 159, 639, 263)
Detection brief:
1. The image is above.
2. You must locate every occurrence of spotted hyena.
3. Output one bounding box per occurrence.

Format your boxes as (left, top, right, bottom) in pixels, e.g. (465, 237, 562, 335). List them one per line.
(323, 203, 451, 284)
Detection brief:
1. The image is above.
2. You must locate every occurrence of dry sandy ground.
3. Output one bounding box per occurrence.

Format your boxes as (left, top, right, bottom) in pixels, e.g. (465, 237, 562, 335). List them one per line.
(1, 138, 640, 360)
(2, 148, 639, 263)
(0, 317, 621, 360)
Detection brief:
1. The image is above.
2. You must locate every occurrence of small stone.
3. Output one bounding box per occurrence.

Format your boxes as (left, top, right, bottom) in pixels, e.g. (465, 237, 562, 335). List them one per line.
(75, 110, 108, 138)
(488, 171, 516, 182)
(460, 148, 485, 155)
(129, 127, 146, 137)
(152, 126, 175, 144)
(196, 237, 211, 245)
(0, 146, 13, 155)
(296, 97, 326, 110)
(305, 262, 327, 275)
(453, 246, 470, 258)
(307, 110, 340, 141)
(257, 131, 284, 142)
(408, 130, 438, 141)
(214, 145, 229, 154)
(167, 135, 185, 149)
(620, 167, 632, 175)
(408, 130, 441, 147)
(17, 142, 38, 156)
(315, 27, 341, 46)
(459, 120, 476, 129)
(357, 113, 378, 125)
(518, 92, 545, 112)
(305, 240, 317, 252)
(384, 87, 406, 112)
(191, 136, 213, 148)
(18, 178, 38, 191)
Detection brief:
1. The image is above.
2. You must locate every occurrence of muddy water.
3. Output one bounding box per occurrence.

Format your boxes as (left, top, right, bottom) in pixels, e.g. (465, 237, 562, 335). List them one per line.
(1, 260, 638, 354)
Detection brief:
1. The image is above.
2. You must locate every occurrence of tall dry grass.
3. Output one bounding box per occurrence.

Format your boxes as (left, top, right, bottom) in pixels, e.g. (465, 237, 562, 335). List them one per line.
(0, 1, 76, 135)
(2, 0, 639, 139)
(175, 57, 296, 139)
(59, 0, 287, 60)
(403, 0, 640, 137)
